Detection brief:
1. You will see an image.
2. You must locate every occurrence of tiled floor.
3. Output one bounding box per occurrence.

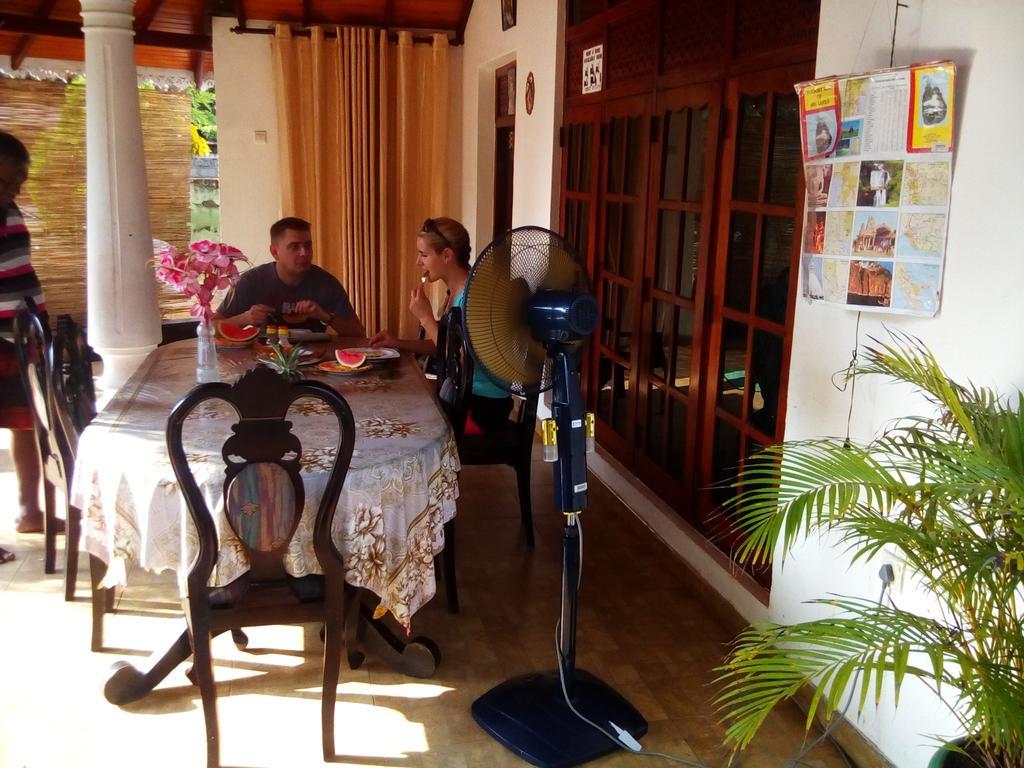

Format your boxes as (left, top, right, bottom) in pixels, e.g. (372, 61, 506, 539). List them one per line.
(0, 432, 850, 768)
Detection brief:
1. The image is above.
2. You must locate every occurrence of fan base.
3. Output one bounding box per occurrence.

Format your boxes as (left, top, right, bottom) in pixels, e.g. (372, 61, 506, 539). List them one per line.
(471, 669, 647, 768)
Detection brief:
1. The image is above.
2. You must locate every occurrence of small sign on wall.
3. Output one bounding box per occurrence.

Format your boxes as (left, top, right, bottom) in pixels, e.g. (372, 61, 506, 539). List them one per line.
(582, 44, 603, 94)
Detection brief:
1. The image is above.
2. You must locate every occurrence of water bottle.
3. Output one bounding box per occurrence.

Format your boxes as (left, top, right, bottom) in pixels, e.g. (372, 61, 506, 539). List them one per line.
(196, 318, 220, 383)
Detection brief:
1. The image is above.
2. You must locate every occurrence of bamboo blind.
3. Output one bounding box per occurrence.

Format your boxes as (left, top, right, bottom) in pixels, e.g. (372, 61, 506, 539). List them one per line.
(0, 78, 193, 324)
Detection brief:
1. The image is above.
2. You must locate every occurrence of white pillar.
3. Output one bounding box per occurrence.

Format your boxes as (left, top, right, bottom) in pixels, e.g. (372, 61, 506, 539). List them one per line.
(81, 0, 161, 389)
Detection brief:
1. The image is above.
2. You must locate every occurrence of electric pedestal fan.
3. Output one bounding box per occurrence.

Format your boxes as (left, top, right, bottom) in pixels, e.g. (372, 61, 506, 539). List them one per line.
(464, 227, 647, 768)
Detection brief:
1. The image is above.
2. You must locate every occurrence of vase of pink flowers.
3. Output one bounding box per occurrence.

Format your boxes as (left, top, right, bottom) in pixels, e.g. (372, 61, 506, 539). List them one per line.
(154, 239, 249, 383)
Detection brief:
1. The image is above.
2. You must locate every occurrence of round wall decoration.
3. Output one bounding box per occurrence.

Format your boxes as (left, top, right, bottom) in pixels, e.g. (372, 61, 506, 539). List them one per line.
(525, 71, 535, 115)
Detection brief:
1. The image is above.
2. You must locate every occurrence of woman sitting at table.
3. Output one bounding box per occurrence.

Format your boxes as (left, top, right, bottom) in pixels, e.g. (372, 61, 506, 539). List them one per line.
(369, 217, 512, 434)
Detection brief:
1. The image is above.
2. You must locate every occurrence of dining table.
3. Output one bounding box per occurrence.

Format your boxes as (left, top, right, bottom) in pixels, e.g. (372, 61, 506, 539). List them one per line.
(69, 336, 461, 697)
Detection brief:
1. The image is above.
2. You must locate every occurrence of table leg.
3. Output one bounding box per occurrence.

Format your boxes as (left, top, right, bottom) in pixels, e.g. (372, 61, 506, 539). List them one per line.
(104, 630, 193, 705)
(344, 588, 440, 679)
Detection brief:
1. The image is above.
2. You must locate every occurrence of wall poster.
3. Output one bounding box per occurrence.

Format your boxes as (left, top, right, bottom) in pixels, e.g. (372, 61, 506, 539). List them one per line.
(582, 44, 603, 95)
(796, 61, 955, 317)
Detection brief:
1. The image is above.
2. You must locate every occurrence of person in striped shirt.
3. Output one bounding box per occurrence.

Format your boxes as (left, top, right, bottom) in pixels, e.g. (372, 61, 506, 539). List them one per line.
(1, 131, 49, 549)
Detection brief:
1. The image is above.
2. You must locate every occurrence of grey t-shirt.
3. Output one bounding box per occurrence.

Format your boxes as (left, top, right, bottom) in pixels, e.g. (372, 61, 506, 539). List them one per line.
(218, 263, 356, 330)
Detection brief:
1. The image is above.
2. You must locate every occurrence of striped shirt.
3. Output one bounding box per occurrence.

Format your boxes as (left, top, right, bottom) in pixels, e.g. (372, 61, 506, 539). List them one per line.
(0, 203, 46, 339)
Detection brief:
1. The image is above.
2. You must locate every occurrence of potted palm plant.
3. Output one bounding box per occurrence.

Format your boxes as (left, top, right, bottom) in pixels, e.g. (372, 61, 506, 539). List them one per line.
(714, 332, 1024, 768)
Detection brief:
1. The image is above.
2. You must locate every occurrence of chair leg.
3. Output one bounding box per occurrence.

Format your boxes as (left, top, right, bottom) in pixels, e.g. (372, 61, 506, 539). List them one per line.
(188, 627, 220, 768)
(515, 460, 535, 548)
(89, 555, 110, 652)
(321, 605, 344, 760)
(442, 519, 458, 613)
(64, 503, 81, 601)
(43, 478, 58, 574)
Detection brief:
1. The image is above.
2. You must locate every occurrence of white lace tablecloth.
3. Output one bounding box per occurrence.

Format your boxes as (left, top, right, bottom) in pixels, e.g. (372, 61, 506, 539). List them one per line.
(69, 341, 460, 629)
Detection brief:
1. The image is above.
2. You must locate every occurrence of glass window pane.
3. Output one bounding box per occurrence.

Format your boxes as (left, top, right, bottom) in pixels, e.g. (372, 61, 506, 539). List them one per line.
(597, 353, 614, 423)
(661, 108, 688, 202)
(649, 300, 672, 381)
(766, 92, 801, 205)
(600, 279, 613, 347)
(656, 210, 680, 293)
(580, 124, 594, 191)
(711, 418, 741, 506)
(620, 203, 637, 277)
(725, 211, 756, 311)
(717, 319, 747, 417)
(676, 212, 700, 299)
(667, 398, 688, 482)
(672, 306, 695, 395)
(685, 106, 708, 201)
(645, 384, 666, 466)
(608, 117, 626, 194)
(624, 115, 645, 196)
(614, 284, 633, 357)
(604, 202, 622, 272)
(733, 93, 767, 202)
(612, 363, 631, 437)
(750, 330, 783, 438)
(756, 215, 793, 322)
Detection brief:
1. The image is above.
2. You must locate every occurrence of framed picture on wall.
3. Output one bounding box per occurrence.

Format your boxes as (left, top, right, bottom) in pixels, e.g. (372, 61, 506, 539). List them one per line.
(501, 0, 516, 31)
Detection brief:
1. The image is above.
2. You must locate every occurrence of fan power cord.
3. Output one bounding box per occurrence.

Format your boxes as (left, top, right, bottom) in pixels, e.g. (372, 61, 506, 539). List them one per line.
(555, 514, 729, 767)
(552, 620, 723, 768)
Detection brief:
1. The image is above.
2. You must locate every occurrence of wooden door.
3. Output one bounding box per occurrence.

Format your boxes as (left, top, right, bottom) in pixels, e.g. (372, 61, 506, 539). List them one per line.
(700, 64, 810, 549)
(632, 82, 721, 509)
(589, 94, 652, 460)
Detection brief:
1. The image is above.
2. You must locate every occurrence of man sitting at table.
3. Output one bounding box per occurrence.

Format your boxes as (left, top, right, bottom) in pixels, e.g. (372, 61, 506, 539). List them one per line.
(215, 216, 365, 336)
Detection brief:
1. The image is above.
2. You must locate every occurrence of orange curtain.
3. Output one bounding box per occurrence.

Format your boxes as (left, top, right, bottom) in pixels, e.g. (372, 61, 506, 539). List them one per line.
(272, 26, 449, 338)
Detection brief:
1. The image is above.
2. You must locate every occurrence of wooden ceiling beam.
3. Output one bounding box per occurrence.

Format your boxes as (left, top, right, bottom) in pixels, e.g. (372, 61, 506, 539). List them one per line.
(456, 0, 474, 45)
(133, 0, 166, 32)
(9, 0, 60, 70)
(235, 0, 246, 27)
(0, 13, 212, 51)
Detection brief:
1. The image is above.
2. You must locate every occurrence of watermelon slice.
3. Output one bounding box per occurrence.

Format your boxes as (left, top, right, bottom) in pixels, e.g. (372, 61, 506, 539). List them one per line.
(215, 321, 259, 343)
(335, 349, 367, 368)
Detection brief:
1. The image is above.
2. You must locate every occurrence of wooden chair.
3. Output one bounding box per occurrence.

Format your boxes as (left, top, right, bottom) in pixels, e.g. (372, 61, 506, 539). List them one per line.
(50, 314, 112, 646)
(434, 308, 539, 613)
(12, 308, 68, 579)
(166, 366, 355, 767)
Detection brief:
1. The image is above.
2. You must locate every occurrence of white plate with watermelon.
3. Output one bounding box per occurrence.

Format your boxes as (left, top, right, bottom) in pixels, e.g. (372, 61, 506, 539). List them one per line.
(314, 348, 375, 375)
(341, 346, 400, 363)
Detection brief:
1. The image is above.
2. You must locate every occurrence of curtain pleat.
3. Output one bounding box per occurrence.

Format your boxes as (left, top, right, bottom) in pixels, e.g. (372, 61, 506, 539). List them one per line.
(272, 25, 449, 338)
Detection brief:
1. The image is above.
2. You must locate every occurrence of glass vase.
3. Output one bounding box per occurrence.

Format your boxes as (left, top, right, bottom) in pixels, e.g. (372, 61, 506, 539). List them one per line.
(196, 317, 220, 383)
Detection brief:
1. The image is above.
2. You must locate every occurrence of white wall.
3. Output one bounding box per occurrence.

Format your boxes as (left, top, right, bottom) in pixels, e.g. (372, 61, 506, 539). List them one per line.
(212, 17, 281, 267)
(458, 0, 565, 254)
(777, 1, 1024, 765)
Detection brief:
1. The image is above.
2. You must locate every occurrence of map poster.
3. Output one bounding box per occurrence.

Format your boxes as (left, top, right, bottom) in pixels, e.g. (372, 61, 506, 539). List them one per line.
(795, 61, 956, 317)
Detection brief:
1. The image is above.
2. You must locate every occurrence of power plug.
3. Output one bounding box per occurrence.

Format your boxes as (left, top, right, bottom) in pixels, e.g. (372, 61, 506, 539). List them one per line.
(878, 563, 895, 585)
(610, 722, 642, 752)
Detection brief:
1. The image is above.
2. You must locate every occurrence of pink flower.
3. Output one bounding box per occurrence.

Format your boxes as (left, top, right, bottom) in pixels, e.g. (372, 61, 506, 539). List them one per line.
(154, 240, 249, 317)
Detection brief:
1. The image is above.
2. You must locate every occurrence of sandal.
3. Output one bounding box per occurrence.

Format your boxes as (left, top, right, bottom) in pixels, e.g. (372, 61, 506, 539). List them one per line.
(0, 547, 15, 564)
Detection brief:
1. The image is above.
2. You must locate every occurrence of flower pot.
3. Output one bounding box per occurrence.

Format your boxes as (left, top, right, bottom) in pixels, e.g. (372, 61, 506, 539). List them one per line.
(927, 738, 978, 768)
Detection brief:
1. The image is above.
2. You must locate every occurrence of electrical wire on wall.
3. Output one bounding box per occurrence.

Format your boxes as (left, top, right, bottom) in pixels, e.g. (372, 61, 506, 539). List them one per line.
(832, 0, 908, 449)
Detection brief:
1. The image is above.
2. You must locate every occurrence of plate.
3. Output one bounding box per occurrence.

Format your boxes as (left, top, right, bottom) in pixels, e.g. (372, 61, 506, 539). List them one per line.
(316, 361, 374, 375)
(343, 346, 400, 362)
